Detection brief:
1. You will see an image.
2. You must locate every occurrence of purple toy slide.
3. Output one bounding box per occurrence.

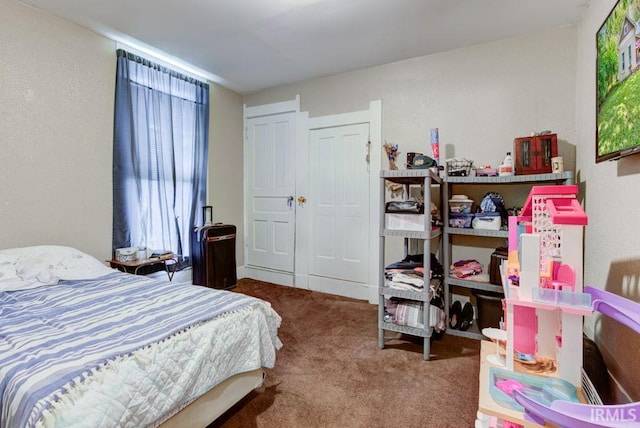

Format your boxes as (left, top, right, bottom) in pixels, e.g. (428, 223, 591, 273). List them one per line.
(513, 286, 640, 427)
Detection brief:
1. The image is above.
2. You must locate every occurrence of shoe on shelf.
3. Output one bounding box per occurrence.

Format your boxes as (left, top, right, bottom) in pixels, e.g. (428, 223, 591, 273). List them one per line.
(449, 300, 462, 330)
(459, 302, 474, 331)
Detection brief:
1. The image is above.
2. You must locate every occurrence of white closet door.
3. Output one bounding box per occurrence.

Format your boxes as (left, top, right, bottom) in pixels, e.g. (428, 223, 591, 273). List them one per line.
(309, 123, 370, 284)
(245, 112, 296, 273)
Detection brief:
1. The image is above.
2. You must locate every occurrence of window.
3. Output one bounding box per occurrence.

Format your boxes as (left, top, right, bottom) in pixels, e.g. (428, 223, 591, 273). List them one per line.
(113, 49, 209, 259)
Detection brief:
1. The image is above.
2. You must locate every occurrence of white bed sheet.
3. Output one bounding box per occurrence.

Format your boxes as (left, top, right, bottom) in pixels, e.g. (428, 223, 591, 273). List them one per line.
(36, 297, 281, 428)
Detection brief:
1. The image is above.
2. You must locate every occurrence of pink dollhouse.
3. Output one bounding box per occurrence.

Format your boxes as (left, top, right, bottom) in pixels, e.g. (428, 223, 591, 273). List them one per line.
(503, 184, 590, 386)
(479, 184, 640, 427)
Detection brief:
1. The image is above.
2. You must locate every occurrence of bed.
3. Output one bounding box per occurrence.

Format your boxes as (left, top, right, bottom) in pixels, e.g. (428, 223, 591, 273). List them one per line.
(0, 245, 282, 428)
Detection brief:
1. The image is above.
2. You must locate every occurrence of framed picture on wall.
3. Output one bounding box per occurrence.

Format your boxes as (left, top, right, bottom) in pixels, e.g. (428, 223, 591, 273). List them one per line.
(596, 0, 640, 162)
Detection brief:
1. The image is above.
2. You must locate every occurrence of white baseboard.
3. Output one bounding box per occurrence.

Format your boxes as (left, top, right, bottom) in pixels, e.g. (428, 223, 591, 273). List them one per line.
(241, 267, 376, 303)
(243, 266, 294, 286)
(307, 276, 376, 303)
(294, 273, 309, 290)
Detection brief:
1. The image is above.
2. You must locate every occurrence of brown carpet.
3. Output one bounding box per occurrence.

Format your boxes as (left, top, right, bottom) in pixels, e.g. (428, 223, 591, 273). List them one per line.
(211, 279, 481, 428)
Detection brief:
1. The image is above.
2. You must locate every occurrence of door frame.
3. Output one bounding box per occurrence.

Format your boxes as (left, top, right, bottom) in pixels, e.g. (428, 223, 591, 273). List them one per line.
(242, 96, 302, 286)
(296, 100, 382, 303)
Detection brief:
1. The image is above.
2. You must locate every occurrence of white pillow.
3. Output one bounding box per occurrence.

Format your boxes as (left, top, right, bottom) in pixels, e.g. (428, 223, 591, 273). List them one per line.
(0, 262, 59, 291)
(0, 245, 115, 291)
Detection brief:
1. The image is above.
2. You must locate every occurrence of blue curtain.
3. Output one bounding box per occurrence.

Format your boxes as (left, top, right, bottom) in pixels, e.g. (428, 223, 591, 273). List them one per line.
(113, 49, 209, 259)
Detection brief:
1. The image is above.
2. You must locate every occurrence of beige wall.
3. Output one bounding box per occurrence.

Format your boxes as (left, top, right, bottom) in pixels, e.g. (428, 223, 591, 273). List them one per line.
(245, 26, 577, 174)
(210, 84, 244, 266)
(0, 0, 245, 266)
(244, 26, 579, 280)
(577, 0, 640, 402)
(0, 0, 115, 259)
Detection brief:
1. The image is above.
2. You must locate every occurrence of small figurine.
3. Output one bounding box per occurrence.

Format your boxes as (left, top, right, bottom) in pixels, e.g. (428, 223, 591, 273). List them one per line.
(383, 141, 400, 170)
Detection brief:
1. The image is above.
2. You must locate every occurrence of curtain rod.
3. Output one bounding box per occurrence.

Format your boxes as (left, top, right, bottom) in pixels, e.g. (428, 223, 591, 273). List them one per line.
(115, 41, 220, 85)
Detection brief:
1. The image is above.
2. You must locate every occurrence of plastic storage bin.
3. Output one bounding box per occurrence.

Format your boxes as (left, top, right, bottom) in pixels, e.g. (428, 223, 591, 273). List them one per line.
(449, 213, 474, 228)
(449, 195, 474, 213)
(385, 213, 426, 232)
(472, 212, 501, 230)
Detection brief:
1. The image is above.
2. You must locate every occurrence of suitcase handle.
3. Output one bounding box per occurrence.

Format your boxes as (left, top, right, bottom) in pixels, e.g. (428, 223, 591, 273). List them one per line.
(206, 233, 236, 242)
(202, 206, 213, 225)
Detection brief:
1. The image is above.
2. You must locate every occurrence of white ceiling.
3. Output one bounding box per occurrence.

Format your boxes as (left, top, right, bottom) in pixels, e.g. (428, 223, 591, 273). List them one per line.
(19, 0, 591, 94)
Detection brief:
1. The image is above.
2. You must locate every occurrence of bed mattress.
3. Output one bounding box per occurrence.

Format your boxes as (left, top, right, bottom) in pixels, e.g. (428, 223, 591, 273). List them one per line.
(0, 272, 282, 428)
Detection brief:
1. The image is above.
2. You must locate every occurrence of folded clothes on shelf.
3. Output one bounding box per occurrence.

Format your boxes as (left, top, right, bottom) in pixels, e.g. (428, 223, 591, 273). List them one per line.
(450, 259, 484, 279)
(385, 298, 446, 332)
(385, 253, 444, 279)
(385, 270, 424, 291)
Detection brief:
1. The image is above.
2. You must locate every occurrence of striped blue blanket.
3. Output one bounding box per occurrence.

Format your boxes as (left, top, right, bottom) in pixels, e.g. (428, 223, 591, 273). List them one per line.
(0, 272, 258, 428)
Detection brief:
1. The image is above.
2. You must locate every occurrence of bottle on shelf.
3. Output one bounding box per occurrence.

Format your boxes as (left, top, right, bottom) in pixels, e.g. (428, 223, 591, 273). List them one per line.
(498, 152, 514, 177)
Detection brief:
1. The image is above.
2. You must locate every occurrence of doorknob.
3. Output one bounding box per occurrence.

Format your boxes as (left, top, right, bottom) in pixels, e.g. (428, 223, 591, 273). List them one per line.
(297, 196, 307, 207)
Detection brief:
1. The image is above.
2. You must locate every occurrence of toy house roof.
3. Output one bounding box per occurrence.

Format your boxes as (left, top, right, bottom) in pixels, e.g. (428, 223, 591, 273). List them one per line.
(520, 184, 588, 226)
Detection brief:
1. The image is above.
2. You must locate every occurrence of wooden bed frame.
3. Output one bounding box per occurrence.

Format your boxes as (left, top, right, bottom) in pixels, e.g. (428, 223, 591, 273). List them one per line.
(160, 368, 264, 427)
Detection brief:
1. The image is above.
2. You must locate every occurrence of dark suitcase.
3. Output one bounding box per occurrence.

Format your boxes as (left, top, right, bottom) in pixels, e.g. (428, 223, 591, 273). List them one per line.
(192, 207, 237, 289)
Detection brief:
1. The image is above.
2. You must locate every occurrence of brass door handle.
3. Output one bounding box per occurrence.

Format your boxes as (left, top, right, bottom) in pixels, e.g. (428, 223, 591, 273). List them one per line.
(297, 196, 307, 206)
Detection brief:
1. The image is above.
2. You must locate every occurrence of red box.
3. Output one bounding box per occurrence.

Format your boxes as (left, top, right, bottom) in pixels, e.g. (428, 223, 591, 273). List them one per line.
(513, 133, 558, 175)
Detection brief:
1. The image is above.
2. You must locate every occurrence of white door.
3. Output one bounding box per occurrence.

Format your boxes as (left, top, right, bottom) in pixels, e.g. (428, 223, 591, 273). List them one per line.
(245, 112, 296, 275)
(244, 99, 381, 301)
(308, 123, 370, 293)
